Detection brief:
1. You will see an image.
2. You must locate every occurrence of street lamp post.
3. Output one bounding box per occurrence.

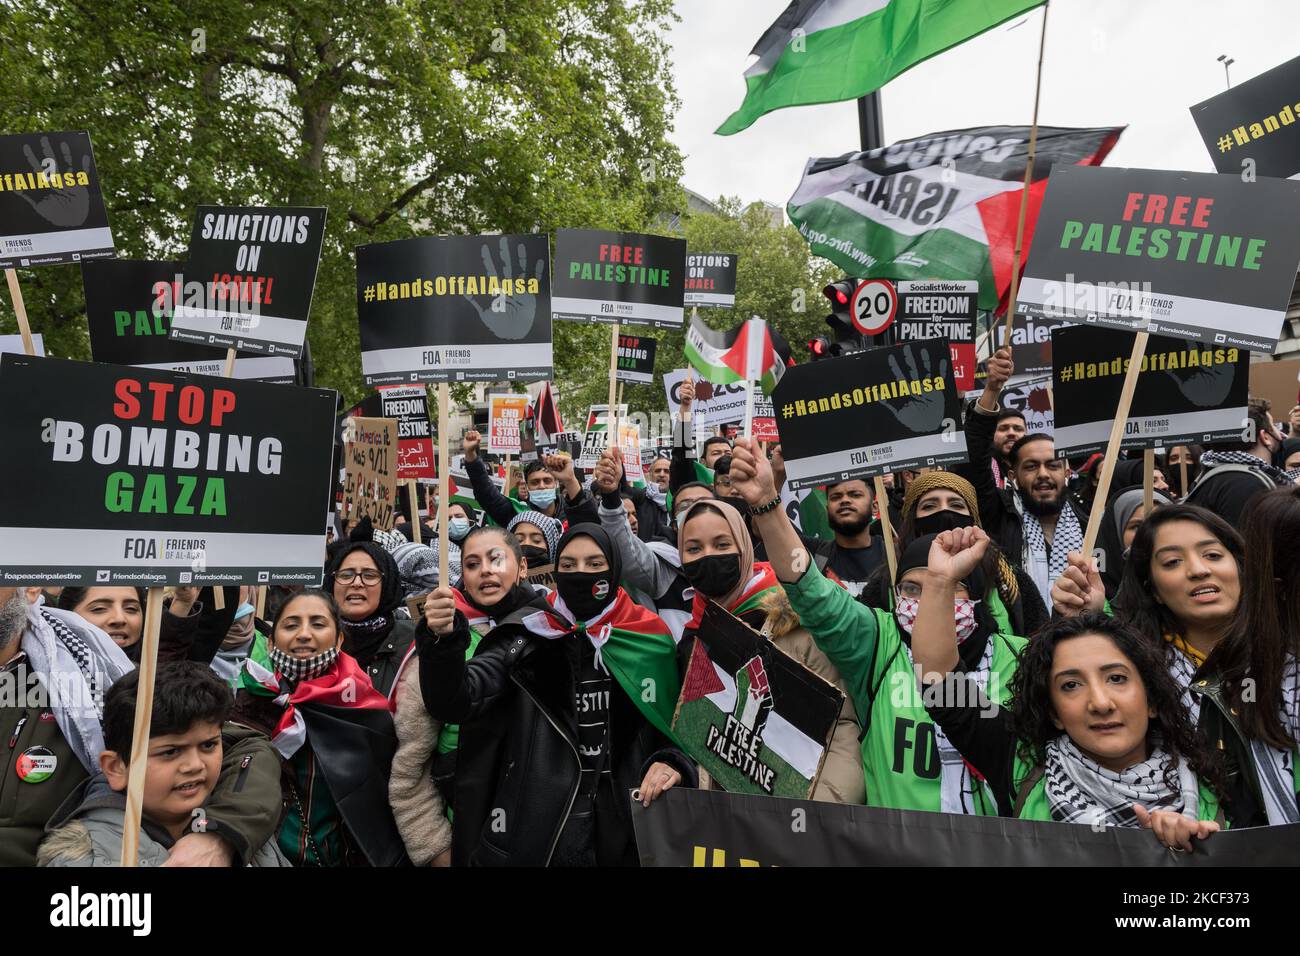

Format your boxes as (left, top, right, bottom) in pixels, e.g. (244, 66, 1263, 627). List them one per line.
(1217, 54, 1234, 89)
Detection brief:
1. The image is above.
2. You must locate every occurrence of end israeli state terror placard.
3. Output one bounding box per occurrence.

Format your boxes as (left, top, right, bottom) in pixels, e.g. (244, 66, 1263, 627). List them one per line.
(673, 602, 843, 800)
(894, 280, 978, 392)
(1051, 325, 1249, 458)
(1016, 165, 1300, 353)
(358, 234, 552, 385)
(0, 131, 116, 268)
(487, 392, 530, 455)
(772, 338, 967, 490)
(684, 252, 738, 308)
(0, 354, 336, 586)
(168, 205, 326, 358)
(616, 332, 657, 384)
(1191, 53, 1300, 181)
(552, 229, 686, 329)
(84, 259, 296, 384)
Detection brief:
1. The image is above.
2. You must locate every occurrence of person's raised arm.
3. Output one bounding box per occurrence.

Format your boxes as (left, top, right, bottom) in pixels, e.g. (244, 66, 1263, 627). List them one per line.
(1050, 552, 1106, 619)
(669, 375, 698, 494)
(594, 447, 677, 597)
(726, 437, 806, 583)
(417, 586, 514, 723)
(462, 430, 518, 528)
(912, 527, 989, 680)
(960, 348, 1014, 526)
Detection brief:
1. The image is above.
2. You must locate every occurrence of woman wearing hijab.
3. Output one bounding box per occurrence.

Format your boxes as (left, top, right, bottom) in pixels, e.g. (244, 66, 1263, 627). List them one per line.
(1095, 483, 1172, 599)
(417, 523, 695, 866)
(856, 471, 1047, 638)
(508, 510, 563, 589)
(913, 527, 1225, 848)
(725, 438, 1026, 815)
(323, 521, 417, 701)
(231, 588, 406, 866)
(675, 497, 865, 803)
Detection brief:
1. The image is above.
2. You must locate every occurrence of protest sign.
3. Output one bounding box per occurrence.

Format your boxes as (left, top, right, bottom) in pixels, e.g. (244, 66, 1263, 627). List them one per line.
(663, 369, 752, 431)
(341, 416, 399, 531)
(0, 354, 335, 585)
(1016, 165, 1300, 352)
(895, 280, 979, 392)
(673, 602, 843, 799)
(1051, 326, 1249, 458)
(84, 259, 296, 384)
(358, 233, 551, 385)
(683, 252, 738, 308)
(617, 421, 644, 484)
(487, 393, 530, 455)
(378, 386, 435, 481)
(552, 229, 686, 329)
(1191, 54, 1300, 181)
(0, 131, 116, 268)
(576, 404, 627, 468)
(169, 206, 327, 358)
(0, 333, 44, 356)
(994, 375, 1054, 434)
(632, 787, 1300, 867)
(750, 388, 778, 442)
(553, 430, 583, 461)
(975, 310, 1071, 385)
(772, 338, 967, 489)
(616, 332, 657, 384)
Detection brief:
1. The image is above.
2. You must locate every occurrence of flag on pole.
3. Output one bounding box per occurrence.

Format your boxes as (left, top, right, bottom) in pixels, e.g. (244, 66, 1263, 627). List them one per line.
(684, 314, 793, 395)
(717, 0, 1046, 135)
(531, 381, 564, 444)
(787, 124, 1123, 311)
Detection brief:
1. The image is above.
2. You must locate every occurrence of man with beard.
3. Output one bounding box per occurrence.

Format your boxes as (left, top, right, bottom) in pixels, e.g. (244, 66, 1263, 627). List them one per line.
(963, 347, 1086, 608)
(822, 479, 886, 597)
(990, 409, 1026, 488)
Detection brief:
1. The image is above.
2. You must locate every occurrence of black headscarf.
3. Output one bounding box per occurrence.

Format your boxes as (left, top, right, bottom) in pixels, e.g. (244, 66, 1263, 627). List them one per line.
(895, 534, 994, 668)
(323, 520, 404, 667)
(553, 523, 622, 619)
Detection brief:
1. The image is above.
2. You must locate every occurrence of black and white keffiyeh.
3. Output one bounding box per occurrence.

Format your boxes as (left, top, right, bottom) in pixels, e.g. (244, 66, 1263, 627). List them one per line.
(268, 644, 341, 684)
(1044, 735, 1199, 827)
(1022, 501, 1084, 608)
(1198, 450, 1293, 487)
(1165, 645, 1202, 724)
(1250, 656, 1300, 826)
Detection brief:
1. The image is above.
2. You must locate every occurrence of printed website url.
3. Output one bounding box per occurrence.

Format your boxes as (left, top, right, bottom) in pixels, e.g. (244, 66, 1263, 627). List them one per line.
(1114, 916, 1250, 929)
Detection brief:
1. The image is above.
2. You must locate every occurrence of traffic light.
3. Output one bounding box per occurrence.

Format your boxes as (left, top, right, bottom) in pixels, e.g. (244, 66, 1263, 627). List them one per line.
(808, 335, 831, 359)
(822, 279, 856, 315)
(808, 277, 866, 361)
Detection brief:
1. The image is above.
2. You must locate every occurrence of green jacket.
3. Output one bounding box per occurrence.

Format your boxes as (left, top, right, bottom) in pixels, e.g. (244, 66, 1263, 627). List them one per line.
(784, 563, 1025, 813)
(1010, 753, 1224, 824)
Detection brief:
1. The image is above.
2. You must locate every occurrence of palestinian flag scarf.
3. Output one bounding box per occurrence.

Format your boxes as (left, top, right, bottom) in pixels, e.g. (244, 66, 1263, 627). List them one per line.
(686, 562, 783, 631)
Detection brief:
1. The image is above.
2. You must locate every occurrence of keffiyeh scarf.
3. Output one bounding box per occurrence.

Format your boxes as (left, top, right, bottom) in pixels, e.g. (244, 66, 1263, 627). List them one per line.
(1044, 735, 1199, 827)
(1198, 450, 1293, 487)
(1022, 502, 1084, 609)
(1250, 656, 1300, 825)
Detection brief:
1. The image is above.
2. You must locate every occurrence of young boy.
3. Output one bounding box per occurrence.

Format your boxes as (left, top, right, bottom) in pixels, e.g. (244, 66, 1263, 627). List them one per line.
(38, 661, 288, 867)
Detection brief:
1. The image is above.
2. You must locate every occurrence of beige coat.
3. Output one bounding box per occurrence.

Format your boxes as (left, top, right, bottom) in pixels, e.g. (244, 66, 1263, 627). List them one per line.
(388, 663, 453, 865)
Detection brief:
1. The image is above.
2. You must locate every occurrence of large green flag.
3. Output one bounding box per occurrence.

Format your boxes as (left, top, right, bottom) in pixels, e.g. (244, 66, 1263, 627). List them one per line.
(717, 0, 1045, 135)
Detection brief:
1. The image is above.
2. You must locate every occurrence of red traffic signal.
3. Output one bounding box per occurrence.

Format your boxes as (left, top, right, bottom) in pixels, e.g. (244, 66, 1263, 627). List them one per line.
(822, 279, 855, 309)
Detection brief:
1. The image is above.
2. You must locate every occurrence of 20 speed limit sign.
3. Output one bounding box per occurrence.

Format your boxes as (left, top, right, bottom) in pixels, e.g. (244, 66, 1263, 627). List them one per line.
(849, 279, 897, 336)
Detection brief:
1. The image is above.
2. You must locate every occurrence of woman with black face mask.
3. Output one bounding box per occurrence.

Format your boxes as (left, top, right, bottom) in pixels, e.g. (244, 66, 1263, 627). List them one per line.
(675, 499, 866, 805)
(416, 523, 695, 866)
(857, 472, 1048, 639)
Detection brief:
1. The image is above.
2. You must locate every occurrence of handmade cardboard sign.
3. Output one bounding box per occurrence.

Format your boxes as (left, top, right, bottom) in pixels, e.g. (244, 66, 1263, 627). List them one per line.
(341, 416, 399, 531)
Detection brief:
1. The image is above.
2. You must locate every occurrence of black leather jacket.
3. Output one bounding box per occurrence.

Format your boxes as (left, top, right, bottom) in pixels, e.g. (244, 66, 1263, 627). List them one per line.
(1191, 674, 1272, 828)
(417, 611, 696, 866)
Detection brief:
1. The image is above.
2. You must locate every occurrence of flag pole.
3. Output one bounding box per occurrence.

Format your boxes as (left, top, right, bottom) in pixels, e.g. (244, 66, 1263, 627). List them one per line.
(1000, 0, 1051, 348)
(3, 269, 36, 356)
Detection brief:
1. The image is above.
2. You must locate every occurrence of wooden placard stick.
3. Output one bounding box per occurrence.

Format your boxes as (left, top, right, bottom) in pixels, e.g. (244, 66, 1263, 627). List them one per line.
(222, 347, 236, 379)
(1080, 331, 1150, 558)
(120, 586, 165, 866)
(407, 478, 422, 544)
(437, 382, 451, 586)
(3, 268, 36, 356)
(255, 585, 267, 621)
(873, 475, 898, 585)
(607, 323, 620, 448)
(1143, 448, 1155, 517)
(1179, 457, 1189, 501)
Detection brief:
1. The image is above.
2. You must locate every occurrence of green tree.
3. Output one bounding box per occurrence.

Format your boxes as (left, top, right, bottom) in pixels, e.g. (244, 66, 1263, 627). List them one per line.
(0, 0, 684, 411)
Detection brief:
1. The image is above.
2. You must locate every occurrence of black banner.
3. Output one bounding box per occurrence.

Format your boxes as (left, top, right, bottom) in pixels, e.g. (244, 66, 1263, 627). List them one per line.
(552, 229, 685, 328)
(976, 310, 1071, 384)
(895, 280, 978, 392)
(1051, 325, 1250, 457)
(83, 259, 295, 384)
(168, 205, 327, 358)
(358, 233, 552, 385)
(0, 354, 336, 586)
(632, 787, 1300, 867)
(616, 332, 657, 384)
(1191, 54, 1300, 181)
(683, 252, 738, 308)
(0, 131, 115, 268)
(772, 338, 968, 489)
(1017, 165, 1300, 353)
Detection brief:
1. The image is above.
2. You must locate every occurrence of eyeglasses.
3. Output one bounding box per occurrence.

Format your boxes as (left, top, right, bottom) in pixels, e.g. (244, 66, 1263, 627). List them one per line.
(896, 581, 925, 600)
(336, 568, 383, 586)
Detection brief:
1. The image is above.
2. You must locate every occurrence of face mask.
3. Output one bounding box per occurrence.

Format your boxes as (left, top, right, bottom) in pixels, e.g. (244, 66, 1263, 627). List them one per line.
(894, 595, 980, 642)
(529, 488, 558, 511)
(448, 518, 471, 541)
(521, 545, 550, 568)
(269, 644, 340, 683)
(234, 602, 256, 620)
(681, 553, 742, 599)
(556, 570, 615, 621)
(912, 510, 975, 537)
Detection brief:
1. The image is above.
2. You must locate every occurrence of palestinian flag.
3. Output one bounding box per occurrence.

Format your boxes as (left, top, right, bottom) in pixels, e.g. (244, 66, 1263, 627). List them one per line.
(717, 0, 1045, 135)
(531, 381, 564, 444)
(787, 124, 1123, 312)
(686, 563, 784, 631)
(685, 314, 794, 394)
(447, 463, 528, 525)
(785, 487, 835, 542)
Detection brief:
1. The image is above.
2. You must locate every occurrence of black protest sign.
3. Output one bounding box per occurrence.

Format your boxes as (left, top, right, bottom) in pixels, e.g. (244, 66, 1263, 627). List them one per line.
(895, 280, 978, 392)
(552, 229, 686, 329)
(357, 234, 552, 386)
(772, 338, 967, 490)
(673, 602, 842, 799)
(631, 787, 1300, 867)
(684, 252, 738, 308)
(84, 259, 296, 384)
(1016, 165, 1300, 353)
(616, 333, 657, 384)
(1051, 326, 1249, 458)
(0, 354, 335, 585)
(975, 310, 1071, 384)
(379, 385, 435, 481)
(1191, 54, 1300, 181)
(168, 205, 327, 358)
(0, 131, 115, 268)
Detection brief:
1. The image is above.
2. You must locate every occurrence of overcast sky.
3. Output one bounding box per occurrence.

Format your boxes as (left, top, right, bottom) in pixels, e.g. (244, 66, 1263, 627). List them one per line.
(667, 0, 1298, 211)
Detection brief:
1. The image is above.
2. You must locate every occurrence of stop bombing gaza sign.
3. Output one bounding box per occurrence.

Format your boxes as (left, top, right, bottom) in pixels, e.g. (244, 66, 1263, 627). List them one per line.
(0, 354, 336, 586)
